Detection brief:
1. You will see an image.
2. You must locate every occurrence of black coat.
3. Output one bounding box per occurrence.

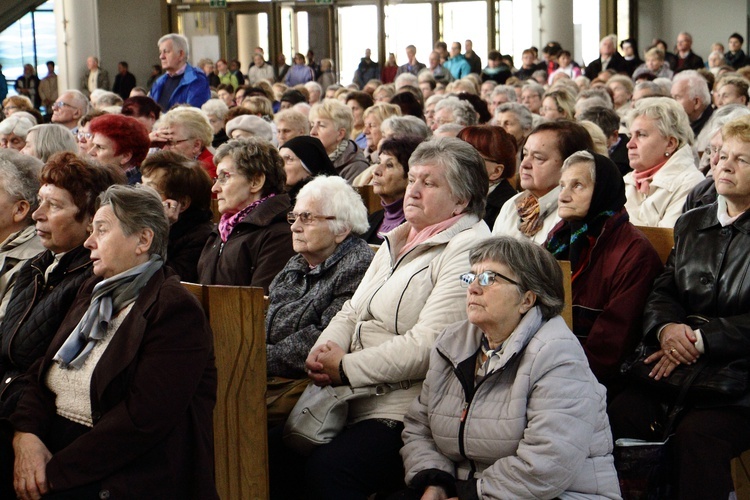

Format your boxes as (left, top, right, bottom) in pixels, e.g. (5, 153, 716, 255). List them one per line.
(609, 134, 631, 177)
(584, 52, 627, 80)
(0, 246, 92, 418)
(167, 208, 214, 283)
(643, 204, 750, 407)
(112, 71, 136, 100)
(484, 180, 517, 230)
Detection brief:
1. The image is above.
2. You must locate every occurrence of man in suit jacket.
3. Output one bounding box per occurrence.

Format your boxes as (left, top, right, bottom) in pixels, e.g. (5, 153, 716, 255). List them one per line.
(584, 35, 627, 80)
(396, 45, 426, 76)
(112, 61, 136, 100)
(80, 56, 110, 97)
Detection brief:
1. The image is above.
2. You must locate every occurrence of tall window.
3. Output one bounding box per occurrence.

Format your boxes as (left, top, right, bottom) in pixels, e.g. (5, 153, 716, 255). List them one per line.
(0, 1, 56, 94)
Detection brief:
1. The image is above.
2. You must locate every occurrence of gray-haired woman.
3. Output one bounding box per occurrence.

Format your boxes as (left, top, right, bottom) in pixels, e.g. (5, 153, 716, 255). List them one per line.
(20, 124, 78, 163)
(291, 137, 491, 499)
(6, 185, 217, 499)
(266, 176, 374, 426)
(397, 236, 620, 499)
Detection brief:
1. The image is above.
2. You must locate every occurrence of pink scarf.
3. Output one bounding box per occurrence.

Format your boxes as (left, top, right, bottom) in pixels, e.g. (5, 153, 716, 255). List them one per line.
(218, 194, 275, 242)
(397, 214, 465, 260)
(633, 159, 668, 194)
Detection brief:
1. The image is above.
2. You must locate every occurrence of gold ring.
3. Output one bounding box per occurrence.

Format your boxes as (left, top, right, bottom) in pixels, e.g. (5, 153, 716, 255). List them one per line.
(670, 348, 677, 354)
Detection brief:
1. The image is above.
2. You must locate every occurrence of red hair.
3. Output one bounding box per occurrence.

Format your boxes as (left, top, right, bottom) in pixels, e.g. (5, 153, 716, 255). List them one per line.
(89, 114, 150, 167)
(457, 125, 518, 179)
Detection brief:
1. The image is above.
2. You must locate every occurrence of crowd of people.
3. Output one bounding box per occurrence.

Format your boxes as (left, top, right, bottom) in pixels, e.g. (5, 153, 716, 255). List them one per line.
(0, 26, 748, 499)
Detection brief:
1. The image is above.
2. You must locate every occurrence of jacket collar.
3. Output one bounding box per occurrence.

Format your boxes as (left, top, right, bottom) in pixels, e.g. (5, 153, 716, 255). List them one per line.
(695, 198, 750, 233)
(625, 144, 696, 192)
(382, 213, 480, 263)
(283, 235, 365, 276)
(236, 193, 291, 228)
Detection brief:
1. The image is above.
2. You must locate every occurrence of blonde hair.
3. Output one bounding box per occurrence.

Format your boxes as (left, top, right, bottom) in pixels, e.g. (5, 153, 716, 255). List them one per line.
(578, 120, 609, 155)
(156, 107, 213, 146)
(309, 99, 354, 137)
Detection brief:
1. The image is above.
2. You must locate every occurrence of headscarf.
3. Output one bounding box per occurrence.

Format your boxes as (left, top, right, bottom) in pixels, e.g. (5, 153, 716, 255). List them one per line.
(546, 152, 627, 276)
(282, 136, 337, 178)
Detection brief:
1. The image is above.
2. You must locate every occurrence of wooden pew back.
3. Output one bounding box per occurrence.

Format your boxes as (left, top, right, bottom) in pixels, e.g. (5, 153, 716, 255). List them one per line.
(355, 184, 382, 214)
(558, 260, 573, 331)
(635, 226, 674, 264)
(182, 282, 269, 500)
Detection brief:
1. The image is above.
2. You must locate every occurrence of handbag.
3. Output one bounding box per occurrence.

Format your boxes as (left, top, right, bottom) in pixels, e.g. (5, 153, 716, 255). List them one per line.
(282, 381, 411, 456)
(622, 343, 749, 400)
(266, 376, 310, 428)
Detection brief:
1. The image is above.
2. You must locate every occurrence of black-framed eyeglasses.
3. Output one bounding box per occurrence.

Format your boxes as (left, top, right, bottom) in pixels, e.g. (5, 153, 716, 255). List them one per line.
(287, 211, 337, 225)
(460, 270, 520, 288)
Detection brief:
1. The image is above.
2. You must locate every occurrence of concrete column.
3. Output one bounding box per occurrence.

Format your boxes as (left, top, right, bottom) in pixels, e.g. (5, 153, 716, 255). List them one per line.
(237, 13, 261, 72)
(534, 0, 574, 53)
(54, 0, 99, 93)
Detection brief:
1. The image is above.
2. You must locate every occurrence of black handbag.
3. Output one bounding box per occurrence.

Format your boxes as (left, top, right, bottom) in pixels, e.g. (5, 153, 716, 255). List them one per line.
(622, 343, 749, 400)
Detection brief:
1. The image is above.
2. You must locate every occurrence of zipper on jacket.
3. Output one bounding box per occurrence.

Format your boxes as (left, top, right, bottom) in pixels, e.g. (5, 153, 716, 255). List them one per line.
(5, 270, 41, 367)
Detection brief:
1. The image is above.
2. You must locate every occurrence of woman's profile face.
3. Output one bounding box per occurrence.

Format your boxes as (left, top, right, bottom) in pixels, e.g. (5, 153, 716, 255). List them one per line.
(310, 117, 343, 153)
(279, 147, 308, 188)
(85, 205, 149, 278)
(20, 131, 37, 158)
(646, 56, 663, 72)
(290, 197, 343, 267)
(212, 156, 260, 215)
(32, 184, 90, 254)
(558, 162, 594, 221)
(347, 100, 365, 129)
(0, 133, 25, 151)
(540, 96, 563, 120)
(372, 152, 408, 204)
(363, 115, 382, 150)
(627, 115, 673, 172)
(404, 162, 466, 231)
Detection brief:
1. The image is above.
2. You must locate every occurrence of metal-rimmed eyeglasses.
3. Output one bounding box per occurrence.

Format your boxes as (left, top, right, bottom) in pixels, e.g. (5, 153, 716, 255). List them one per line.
(287, 212, 337, 225)
(460, 270, 520, 288)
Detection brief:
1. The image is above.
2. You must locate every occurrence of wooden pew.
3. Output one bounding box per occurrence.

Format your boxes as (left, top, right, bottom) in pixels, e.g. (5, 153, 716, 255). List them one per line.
(182, 282, 269, 500)
(355, 184, 382, 214)
(210, 199, 221, 223)
(558, 260, 573, 331)
(636, 226, 674, 264)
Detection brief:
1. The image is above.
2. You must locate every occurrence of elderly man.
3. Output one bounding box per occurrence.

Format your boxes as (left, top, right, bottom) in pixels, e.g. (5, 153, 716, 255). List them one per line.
(489, 85, 517, 115)
(427, 50, 452, 83)
(274, 109, 310, 147)
(396, 45, 426, 76)
(149, 33, 211, 110)
(493, 102, 532, 159)
(304, 81, 323, 105)
(51, 90, 89, 132)
(431, 97, 477, 131)
(444, 41, 472, 80)
(492, 120, 593, 244)
(80, 56, 110, 96)
(520, 82, 544, 114)
(671, 70, 713, 137)
(673, 32, 704, 73)
(584, 35, 627, 80)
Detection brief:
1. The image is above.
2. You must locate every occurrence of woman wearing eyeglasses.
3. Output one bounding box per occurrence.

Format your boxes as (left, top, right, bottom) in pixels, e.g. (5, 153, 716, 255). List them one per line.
(197, 137, 295, 293)
(287, 138, 491, 499)
(396, 237, 620, 500)
(265, 176, 373, 426)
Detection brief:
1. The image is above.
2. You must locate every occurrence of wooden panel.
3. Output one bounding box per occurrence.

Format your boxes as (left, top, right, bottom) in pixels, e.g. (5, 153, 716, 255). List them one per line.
(635, 226, 674, 265)
(368, 243, 381, 254)
(182, 282, 269, 500)
(355, 184, 382, 214)
(558, 260, 573, 331)
(211, 199, 221, 224)
(732, 449, 750, 500)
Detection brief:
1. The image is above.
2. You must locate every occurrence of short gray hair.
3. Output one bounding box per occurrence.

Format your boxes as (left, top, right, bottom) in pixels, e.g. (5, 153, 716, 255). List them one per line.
(492, 85, 517, 103)
(408, 137, 488, 218)
(0, 149, 43, 223)
(95, 91, 124, 108)
(561, 150, 596, 183)
(495, 102, 533, 131)
(671, 70, 711, 106)
(63, 90, 91, 115)
(627, 96, 695, 147)
(522, 82, 545, 99)
(201, 98, 230, 122)
(274, 109, 310, 135)
(296, 176, 369, 235)
(304, 81, 322, 96)
(383, 115, 432, 139)
(98, 184, 169, 259)
(468, 236, 564, 321)
(158, 33, 189, 59)
(27, 124, 78, 162)
(395, 73, 419, 90)
(0, 115, 35, 138)
(156, 107, 213, 146)
(434, 97, 478, 127)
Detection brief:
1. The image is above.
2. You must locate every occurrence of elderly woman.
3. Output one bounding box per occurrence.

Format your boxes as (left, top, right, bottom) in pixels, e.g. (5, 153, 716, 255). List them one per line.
(141, 151, 214, 282)
(0, 115, 34, 152)
(5, 185, 217, 499)
(633, 47, 674, 80)
(0, 150, 44, 321)
(0, 153, 124, 420)
(279, 136, 337, 202)
(397, 236, 620, 499)
(310, 100, 369, 183)
(362, 103, 402, 163)
(346, 91, 374, 149)
(291, 138, 491, 499)
(88, 114, 151, 185)
(3, 96, 35, 118)
(625, 97, 704, 227)
(201, 98, 230, 148)
(361, 136, 424, 244)
(266, 176, 373, 425)
(457, 125, 518, 230)
(607, 75, 634, 117)
(225, 115, 273, 143)
(197, 138, 295, 293)
(21, 124, 78, 163)
(540, 87, 576, 121)
(609, 115, 750, 500)
(545, 151, 662, 392)
(274, 109, 310, 147)
(75, 110, 106, 156)
(121, 95, 161, 132)
(152, 107, 216, 178)
(713, 75, 750, 108)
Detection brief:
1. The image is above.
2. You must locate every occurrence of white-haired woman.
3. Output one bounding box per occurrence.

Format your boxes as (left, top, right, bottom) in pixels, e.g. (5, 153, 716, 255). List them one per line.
(201, 98, 230, 148)
(152, 107, 216, 178)
(20, 124, 78, 163)
(0, 115, 35, 152)
(625, 97, 704, 227)
(266, 176, 374, 426)
(309, 100, 369, 183)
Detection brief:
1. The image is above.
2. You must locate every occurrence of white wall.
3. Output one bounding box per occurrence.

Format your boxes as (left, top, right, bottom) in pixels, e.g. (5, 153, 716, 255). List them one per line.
(638, 0, 746, 58)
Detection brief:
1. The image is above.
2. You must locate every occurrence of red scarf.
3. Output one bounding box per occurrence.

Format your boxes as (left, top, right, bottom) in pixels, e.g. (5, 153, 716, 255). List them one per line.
(632, 158, 668, 194)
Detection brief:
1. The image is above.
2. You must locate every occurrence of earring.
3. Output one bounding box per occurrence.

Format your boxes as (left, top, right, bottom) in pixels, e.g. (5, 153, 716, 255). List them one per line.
(665, 152, 670, 157)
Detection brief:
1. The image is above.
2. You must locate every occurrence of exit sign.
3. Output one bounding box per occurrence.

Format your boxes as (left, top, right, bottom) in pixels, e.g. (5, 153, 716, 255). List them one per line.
(209, 0, 226, 7)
